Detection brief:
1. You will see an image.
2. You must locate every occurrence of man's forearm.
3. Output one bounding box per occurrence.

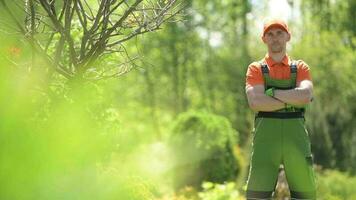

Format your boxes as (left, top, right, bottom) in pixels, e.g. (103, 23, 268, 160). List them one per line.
(274, 87, 312, 105)
(248, 93, 285, 112)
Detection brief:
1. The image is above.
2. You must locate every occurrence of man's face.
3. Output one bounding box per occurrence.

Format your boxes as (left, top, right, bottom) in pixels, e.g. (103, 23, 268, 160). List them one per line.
(262, 27, 290, 53)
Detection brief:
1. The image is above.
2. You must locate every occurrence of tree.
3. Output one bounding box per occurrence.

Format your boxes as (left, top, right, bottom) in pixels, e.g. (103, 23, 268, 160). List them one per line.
(0, 0, 183, 81)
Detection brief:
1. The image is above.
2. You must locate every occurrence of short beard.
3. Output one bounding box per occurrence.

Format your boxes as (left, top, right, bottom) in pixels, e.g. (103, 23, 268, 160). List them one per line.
(270, 44, 284, 53)
(271, 48, 283, 53)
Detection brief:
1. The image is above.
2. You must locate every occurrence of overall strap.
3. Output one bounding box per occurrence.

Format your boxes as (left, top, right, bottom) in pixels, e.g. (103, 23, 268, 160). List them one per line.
(260, 62, 269, 89)
(290, 60, 297, 88)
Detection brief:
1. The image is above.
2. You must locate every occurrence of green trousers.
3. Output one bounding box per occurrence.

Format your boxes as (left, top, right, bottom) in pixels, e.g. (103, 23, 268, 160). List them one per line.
(246, 114, 316, 200)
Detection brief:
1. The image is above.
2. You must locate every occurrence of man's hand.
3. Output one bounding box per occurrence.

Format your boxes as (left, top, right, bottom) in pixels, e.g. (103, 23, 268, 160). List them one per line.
(246, 85, 285, 112)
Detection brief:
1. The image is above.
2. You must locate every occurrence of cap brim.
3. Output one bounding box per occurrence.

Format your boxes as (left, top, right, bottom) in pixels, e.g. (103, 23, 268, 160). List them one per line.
(263, 24, 289, 36)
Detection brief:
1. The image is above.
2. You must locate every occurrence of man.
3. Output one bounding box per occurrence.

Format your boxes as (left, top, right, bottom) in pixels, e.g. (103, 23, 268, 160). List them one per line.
(245, 19, 316, 200)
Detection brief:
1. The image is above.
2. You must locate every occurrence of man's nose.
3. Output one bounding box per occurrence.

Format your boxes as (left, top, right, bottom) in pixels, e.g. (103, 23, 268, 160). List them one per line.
(272, 36, 279, 42)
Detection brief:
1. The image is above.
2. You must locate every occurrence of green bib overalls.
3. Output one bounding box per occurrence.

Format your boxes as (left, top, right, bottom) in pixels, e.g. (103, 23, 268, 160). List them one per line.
(246, 61, 316, 200)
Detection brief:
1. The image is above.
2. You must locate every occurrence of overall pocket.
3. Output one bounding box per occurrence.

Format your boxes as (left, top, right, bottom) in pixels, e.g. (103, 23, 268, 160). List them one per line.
(297, 118, 312, 156)
(252, 117, 264, 143)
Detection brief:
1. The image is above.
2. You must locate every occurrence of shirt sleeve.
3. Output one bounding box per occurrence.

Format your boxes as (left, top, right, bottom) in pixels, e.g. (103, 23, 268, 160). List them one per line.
(246, 62, 264, 89)
(296, 60, 312, 84)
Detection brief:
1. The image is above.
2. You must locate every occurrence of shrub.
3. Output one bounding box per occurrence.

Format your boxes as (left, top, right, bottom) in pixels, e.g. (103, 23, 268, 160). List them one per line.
(168, 111, 240, 190)
(316, 169, 356, 200)
(198, 182, 244, 200)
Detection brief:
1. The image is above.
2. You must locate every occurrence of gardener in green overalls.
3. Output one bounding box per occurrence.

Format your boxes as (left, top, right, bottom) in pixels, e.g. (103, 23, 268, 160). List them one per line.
(245, 19, 316, 200)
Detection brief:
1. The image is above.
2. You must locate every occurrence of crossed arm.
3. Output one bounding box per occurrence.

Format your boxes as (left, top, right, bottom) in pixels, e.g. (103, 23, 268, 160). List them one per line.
(245, 80, 313, 112)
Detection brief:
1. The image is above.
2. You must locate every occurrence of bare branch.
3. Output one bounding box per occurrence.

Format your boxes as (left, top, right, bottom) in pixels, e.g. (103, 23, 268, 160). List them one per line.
(107, 0, 183, 47)
(0, 0, 27, 34)
(80, 0, 143, 70)
(64, 0, 78, 67)
(2, 0, 184, 81)
(81, 0, 95, 20)
(108, 26, 162, 47)
(44, 32, 55, 52)
(74, 0, 87, 32)
(106, 0, 125, 17)
(88, 56, 140, 81)
(88, 0, 108, 35)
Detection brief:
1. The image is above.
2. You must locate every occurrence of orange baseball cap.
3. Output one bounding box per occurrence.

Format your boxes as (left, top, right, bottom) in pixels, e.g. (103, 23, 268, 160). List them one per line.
(262, 19, 290, 36)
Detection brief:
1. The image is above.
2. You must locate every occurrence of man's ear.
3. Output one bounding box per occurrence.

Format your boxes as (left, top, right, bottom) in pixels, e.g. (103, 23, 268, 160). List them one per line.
(261, 35, 267, 43)
(286, 33, 291, 42)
